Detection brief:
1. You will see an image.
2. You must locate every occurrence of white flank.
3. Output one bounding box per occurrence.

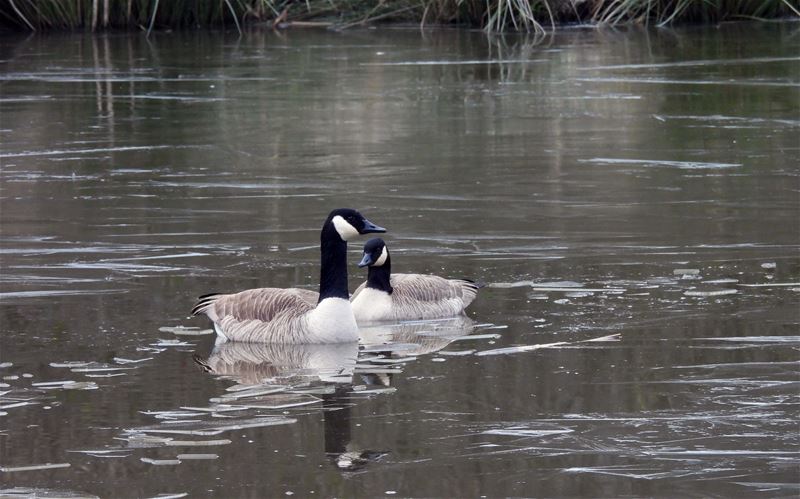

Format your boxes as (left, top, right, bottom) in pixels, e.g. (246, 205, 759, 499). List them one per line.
(307, 297, 359, 342)
(332, 215, 360, 241)
(352, 287, 393, 324)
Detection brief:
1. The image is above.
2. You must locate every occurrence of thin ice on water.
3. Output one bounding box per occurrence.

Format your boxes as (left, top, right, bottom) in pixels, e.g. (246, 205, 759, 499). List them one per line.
(0, 463, 71, 472)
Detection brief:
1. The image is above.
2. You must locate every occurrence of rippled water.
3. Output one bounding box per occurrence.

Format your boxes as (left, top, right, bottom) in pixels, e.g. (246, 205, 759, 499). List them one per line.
(1, 24, 799, 497)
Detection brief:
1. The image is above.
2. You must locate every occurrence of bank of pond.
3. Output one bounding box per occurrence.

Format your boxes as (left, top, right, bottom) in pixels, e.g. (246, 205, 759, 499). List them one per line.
(2, 0, 797, 34)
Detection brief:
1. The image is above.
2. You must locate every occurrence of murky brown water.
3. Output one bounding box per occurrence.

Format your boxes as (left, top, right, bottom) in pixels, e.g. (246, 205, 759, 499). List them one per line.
(1, 24, 799, 497)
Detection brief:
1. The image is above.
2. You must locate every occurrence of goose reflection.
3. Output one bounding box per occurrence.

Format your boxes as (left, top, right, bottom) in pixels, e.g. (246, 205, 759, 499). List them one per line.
(322, 386, 388, 472)
(193, 340, 387, 471)
(190, 318, 478, 472)
(357, 316, 477, 388)
(194, 341, 359, 385)
(359, 316, 477, 357)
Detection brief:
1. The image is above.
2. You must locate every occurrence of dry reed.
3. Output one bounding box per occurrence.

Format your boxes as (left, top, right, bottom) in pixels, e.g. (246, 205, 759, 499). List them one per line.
(0, 0, 796, 32)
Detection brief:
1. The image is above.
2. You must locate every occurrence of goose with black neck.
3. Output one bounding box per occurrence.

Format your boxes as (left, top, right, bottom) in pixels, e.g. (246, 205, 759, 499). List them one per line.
(350, 238, 480, 323)
(192, 209, 386, 343)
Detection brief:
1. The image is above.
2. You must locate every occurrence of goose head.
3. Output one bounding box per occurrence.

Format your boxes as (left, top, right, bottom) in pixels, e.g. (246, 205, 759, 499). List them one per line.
(358, 238, 389, 267)
(325, 209, 386, 242)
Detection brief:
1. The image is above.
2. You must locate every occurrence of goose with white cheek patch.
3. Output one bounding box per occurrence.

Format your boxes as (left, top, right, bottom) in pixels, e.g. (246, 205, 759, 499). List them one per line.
(192, 209, 386, 343)
(350, 238, 480, 323)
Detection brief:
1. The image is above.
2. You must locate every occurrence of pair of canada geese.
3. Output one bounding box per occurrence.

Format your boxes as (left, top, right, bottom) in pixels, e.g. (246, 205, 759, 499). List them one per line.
(192, 208, 480, 343)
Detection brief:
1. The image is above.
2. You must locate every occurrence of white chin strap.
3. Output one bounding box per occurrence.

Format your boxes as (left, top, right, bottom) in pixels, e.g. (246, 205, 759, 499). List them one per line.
(332, 215, 360, 241)
(374, 246, 388, 266)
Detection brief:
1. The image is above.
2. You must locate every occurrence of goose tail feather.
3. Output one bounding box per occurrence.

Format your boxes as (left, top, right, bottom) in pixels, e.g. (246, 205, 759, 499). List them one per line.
(192, 293, 222, 317)
(456, 279, 481, 308)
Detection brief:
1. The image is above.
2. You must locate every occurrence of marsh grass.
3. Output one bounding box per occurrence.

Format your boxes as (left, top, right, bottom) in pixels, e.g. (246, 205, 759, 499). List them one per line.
(1, 0, 797, 32)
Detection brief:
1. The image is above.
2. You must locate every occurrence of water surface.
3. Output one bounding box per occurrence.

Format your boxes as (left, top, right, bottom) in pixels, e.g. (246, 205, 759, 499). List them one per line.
(1, 24, 799, 497)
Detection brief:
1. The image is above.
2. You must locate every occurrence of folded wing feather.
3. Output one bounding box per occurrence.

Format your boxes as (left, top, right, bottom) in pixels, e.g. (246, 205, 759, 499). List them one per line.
(192, 288, 320, 342)
(397, 274, 477, 303)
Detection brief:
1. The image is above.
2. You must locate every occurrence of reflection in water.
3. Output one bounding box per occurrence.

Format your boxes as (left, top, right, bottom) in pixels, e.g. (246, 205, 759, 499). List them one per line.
(189, 319, 481, 469)
(195, 340, 358, 385)
(322, 388, 389, 472)
(195, 340, 391, 471)
(359, 316, 478, 357)
(358, 316, 480, 388)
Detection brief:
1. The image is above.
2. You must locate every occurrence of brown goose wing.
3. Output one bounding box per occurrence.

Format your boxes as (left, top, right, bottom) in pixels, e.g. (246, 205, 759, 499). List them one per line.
(193, 287, 317, 323)
(389, 274, 464, 302)
(389, 274, 480, 319)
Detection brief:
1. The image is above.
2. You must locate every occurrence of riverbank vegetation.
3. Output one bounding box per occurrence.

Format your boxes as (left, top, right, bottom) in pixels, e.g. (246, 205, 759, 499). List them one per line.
(2, 0, 798, 33)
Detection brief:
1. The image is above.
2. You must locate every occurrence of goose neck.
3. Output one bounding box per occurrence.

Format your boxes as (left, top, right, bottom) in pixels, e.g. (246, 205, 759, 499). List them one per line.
(366, 257, 393, 294)
(318, 226, 350, 302)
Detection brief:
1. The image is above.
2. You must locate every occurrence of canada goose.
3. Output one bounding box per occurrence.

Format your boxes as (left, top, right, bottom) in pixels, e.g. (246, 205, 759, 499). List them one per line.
(350, 238, 480, 323)
(192, 208, 386, 343)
